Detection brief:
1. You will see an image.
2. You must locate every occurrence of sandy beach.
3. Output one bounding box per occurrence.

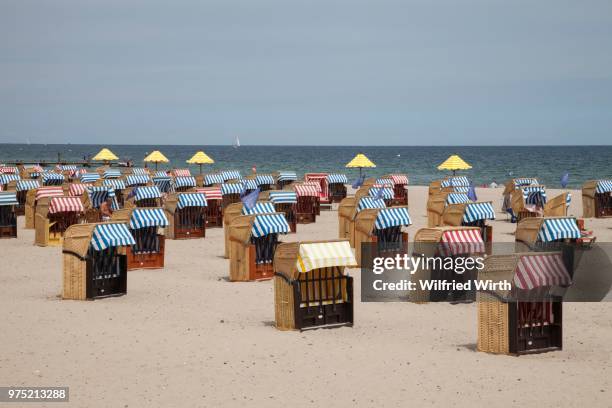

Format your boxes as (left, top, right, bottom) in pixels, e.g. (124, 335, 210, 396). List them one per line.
(1, 185, 611, 407)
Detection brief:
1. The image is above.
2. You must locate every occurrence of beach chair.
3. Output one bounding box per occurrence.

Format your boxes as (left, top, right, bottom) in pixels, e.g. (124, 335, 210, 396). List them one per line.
(35, 196, 85, 247)
(368, 184, 395, 207)
(353, 206, 411, 266)
(326, 174, 348, 203)
(103, 179, 127, 208)
(388, 174, 409, 206)
(477, 252, 571, 355)
(125, 174, 151, 188)
(514, 216, 583, 252)
(195, 187, 223, 227)
(228, 212, 290, 281)
(510, 185, 547, 221)
(81, 186, 119, 223)
(426, 191, 467, 227)
(163, 192, 207, 239)
(293, 183, 320, 224)
(202, 173, 225, 187)
(25, 186, 64, 229)
(410, 226, 486, 303)
(273, 239, 357, 330)
(348, 193, 386, 247)
(173, 176, 197, 193)
(152, 174, 173, 194)
(125, 185, 163, 208)
(267, 190, 298, 233)
(441, 200, 495, 249)
(0, 192, 18, 238)
(62, 222, 135, 300)
(221, 182, 244, 209)
(254, 174, 275, 192)
(13, 179, 40, 216)
(41, 172, 65, 186)
(304, 173, 331, 209)
(274, 171, 297, 190)
(582, 180, 612, 218)
(221, 170, 241, 183)
(111, 207, 168, 270)
(543, 192, 572, 217)
(502, 178, 539, 212)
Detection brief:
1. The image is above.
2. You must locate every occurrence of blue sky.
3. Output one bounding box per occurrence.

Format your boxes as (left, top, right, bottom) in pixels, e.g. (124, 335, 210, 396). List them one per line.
(1, 0, 611, 145)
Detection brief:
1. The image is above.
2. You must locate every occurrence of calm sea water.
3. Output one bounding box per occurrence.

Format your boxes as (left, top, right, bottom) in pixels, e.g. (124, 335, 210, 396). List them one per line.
(1, 144, 610, 188)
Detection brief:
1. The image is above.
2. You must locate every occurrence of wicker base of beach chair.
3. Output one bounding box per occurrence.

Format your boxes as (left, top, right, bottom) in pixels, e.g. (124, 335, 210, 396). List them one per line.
(205, 201, 223, 227)
(126, 236, 165, 270)
(296, 212, 316, 224)
(0, 225, 17, 238)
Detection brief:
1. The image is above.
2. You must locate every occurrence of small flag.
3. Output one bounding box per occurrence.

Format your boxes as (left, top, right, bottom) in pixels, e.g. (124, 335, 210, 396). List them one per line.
(241, 187, 260, 210)
(560, 172, 569, 188)
(352, 175, 365, 189)
(467, 181, 477, 201)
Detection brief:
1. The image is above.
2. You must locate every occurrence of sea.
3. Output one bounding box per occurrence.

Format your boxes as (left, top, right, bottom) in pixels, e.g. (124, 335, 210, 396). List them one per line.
(1, 144, 610, 188)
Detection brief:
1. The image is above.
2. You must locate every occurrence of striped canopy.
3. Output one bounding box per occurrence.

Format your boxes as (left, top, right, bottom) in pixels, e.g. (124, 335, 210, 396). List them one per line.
(0, 174, 20, 185)
(173, 169, 191, 177)
(439, 229, 485, 256)
(296, 241, 357, 273)
(242, 201, 275, 215)
(135, 186, 162, 201)
(69, 183, 87, 197)
(126, 175, 150, 186)
(154, 171, 168, 178)
(35, 186, 64, 200)
(204, 174, 225, 185)
(523, 186, 547, 205)
(302, 181, 322, 192)
(42, 172, 65, 183)
(277, 171, 297, 181)
(446, 192, 470, 205)
(80, 173, 100, 183)
(103, 169, 122, 179)
(375, 178, 394, 186)
(221, 170, 241, 181)
(131, 168, 149, 175)
(174, 176, 196, 188)
(453, 186, 470, 193)
(514, 178, 538, 187)
(49, 196, 84, 214)
(390, 174, 409, 185)
(374, 207, 412, 229)
(596, 180, 612, 194)
(153, 177, 173, 193)
(195, 187, 222, 200)
(293, 184, 319, 197)
(57, 165, 77, 171)
(103, 179, 126, 190)
(357, 197, 386, 212)
(177, 193, 207, 209)
(251, 213, 290, 238)
(0, 192, 18, 206)
(86, 186, 118, 209)
(0, 166, 18, 174)
(513, 253, 571, 290)
(368, 186, 395, 199)
(16, 180, 40, 192)
(538, 218, 581, 242)
(129, 208, 169, 229)
(463, 202, 496, 223)
(441, 176, 469, 188)
(221, 183, 245, 195)
(242, 179, 258, 191)
(327, 174, 348, 184)
(255, 174, 275, 186)
(268, 191, 297, 204)
(91, 223, 135, 251)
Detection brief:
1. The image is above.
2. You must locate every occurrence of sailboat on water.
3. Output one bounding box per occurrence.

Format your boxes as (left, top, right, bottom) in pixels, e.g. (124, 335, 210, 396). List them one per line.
(233, 136, 240, 149)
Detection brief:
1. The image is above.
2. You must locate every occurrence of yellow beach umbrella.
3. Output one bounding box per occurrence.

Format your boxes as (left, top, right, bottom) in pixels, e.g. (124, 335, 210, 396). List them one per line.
(186, 151, 214, 174)
(437, 154, 472, 175)
(345, 153, 376, 177)
(144, 150, 169, 170)
(92, 148, 119, 164)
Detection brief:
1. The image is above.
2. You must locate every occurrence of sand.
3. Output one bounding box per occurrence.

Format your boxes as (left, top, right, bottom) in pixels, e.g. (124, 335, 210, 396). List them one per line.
(1, 186, 611, 407)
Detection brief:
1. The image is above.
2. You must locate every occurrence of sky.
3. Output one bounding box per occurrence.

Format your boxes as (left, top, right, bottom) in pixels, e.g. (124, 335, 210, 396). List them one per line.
(1, 0, 612, 146)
